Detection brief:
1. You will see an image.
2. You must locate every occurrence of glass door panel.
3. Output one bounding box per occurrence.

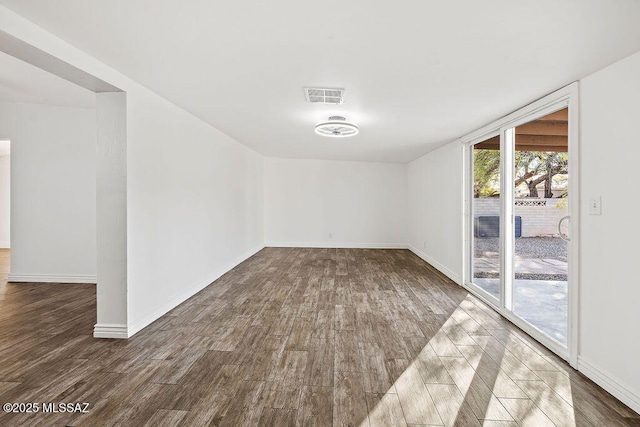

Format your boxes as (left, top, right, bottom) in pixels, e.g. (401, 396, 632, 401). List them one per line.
(471, 137, 501, 300)
(510, 107, 569, 345)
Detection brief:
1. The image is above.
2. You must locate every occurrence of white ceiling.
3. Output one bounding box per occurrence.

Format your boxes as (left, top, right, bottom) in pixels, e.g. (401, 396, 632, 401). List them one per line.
(0, 50, 95, 108)
(2, 1, 640, 162)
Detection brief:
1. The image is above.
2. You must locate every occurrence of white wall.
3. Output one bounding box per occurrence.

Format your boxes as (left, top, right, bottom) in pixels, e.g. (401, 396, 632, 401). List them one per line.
(0, 7, 266, 337)
(407, 142, 463, 283)
(0, 155, 9, 248)
(95, 93, 128, 336)
(0, 102, 97, 282)
(264, 157, 406, 248)
(127, 89, 264, 334)
(578, 49, 640, 411)
(3, 8, 640, 412)
(406, 50, 640, 412)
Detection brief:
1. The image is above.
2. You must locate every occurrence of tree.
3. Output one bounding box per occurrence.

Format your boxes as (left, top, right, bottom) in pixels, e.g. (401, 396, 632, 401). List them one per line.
(515, 151, 567, 198)
(473, 149, 500, 197)
(474, 148, 568, 198)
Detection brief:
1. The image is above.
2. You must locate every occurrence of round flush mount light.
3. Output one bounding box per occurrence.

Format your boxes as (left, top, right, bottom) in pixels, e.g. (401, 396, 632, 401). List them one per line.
(315, 116, 359, 138)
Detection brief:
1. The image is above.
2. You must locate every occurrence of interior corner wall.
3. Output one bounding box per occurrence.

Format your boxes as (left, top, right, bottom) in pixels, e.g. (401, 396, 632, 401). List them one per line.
(264, 157, 407, 248)
(407, 142, 463, 283)
(578, 49, 640, 411)
(0, 7, 266, 336)
(126, 89, 264, 335)
(0, 155, 9, 248)
(0, 101, 97, 282)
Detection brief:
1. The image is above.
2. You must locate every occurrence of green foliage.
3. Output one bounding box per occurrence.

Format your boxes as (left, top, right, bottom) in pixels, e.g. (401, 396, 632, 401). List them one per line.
(555, 194, 568, 210)
(473, 149, 500, 197)
(474, 148, 568, 198)
(514, 151, 567, 198)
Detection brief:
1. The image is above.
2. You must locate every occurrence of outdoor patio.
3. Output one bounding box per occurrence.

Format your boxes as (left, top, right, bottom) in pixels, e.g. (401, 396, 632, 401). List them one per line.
(473, 237, 568, 345)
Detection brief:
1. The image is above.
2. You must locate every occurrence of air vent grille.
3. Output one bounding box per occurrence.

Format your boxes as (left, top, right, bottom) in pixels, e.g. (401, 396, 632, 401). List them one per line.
(304, 87, 345, 104)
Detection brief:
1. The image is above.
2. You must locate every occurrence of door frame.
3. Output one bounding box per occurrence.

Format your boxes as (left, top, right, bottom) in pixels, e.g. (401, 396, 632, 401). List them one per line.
(461, 82, 579, 367)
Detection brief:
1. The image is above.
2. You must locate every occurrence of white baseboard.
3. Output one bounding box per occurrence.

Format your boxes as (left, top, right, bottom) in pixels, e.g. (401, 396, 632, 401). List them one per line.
(408, 245, 461, 284)
(0, 241, 9, 248)
(94, 323, 129, 339)
(578, 356, 640, 414)
(92, 243, 640, 417)
(126, 244, 265, 338)
(265, 242, 407, 249)
(8, 273, 97, 284)
(407, 247, 640, 415)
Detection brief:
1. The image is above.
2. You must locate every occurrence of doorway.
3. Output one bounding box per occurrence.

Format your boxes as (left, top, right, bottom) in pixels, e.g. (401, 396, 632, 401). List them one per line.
(465, 85, 578, 363)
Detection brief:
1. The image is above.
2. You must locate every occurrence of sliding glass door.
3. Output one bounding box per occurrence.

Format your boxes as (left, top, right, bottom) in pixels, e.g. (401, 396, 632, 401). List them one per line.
(466, 90, 576, 362)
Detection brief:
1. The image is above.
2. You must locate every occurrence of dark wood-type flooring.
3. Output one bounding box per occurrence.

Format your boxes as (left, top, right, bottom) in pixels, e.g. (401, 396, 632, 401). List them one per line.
(0, 247, 638, 426)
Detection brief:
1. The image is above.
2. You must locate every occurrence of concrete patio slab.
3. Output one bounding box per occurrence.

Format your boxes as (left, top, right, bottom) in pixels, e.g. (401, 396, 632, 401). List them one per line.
(473, 278, 567, 345)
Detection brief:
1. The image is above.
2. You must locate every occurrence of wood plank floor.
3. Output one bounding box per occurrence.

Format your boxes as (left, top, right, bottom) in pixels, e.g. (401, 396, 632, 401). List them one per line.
(0, 247, 638, 426)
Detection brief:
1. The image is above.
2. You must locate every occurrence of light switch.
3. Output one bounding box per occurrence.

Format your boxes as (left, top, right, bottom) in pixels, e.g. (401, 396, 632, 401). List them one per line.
(589, 196, 601, 215)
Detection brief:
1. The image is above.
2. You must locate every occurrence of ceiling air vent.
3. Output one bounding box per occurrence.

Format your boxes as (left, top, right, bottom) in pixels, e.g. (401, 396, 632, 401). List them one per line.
(304, 87, 345, 104)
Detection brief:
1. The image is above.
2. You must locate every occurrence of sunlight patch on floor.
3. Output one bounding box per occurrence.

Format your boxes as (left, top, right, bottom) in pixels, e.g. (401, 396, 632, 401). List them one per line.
(360, 295, 576, 426)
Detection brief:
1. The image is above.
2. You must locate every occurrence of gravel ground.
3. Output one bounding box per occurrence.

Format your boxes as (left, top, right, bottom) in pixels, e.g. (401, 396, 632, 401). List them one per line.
(474, 237, 568, 262)
(475, 271, 566, 281)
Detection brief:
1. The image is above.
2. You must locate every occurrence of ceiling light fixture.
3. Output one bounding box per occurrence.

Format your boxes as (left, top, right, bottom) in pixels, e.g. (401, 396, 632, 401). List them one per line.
(314, 116, 359, 138)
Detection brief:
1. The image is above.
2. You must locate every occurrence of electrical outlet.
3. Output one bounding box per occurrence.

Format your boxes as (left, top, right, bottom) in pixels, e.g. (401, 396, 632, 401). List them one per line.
(589, 196, 602, 215)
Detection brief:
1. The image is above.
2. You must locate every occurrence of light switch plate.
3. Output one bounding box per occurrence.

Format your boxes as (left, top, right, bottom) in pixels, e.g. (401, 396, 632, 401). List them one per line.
(589, 196, 602, 215)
